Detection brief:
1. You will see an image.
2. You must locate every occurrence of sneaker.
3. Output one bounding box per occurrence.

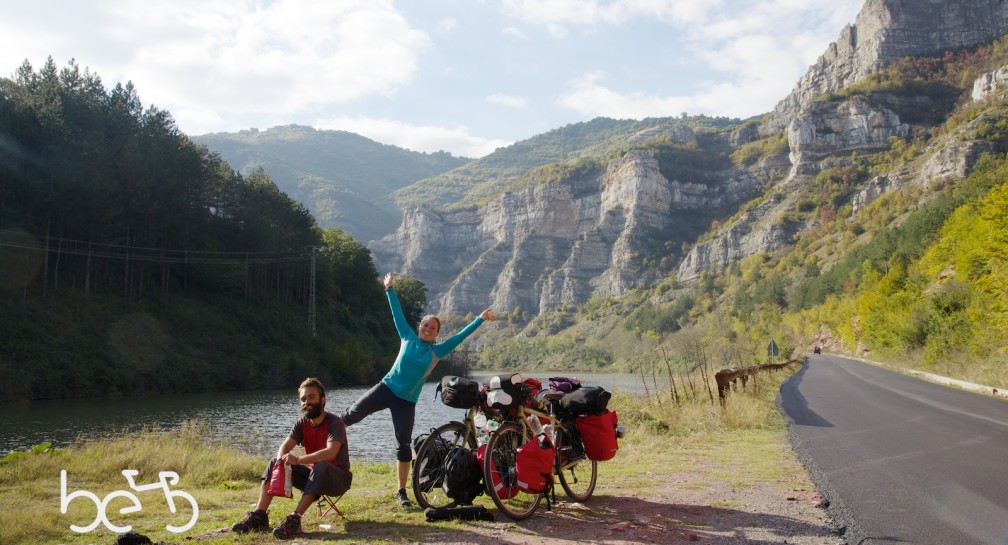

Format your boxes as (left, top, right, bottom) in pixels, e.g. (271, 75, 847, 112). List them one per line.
(396, 488, 411, 507)
(272, 513, 302, 540)
(231, 509, 269, 533)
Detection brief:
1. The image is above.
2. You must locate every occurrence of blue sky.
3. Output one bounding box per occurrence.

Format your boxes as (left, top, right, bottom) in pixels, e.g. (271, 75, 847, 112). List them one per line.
(0, 0, 862, 158)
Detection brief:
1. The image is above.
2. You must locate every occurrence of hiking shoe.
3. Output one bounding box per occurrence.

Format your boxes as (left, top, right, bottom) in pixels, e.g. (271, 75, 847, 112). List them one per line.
(272, 513, 302, 540)
(396, 488, 411, 507)
(231, 509, 269, 533)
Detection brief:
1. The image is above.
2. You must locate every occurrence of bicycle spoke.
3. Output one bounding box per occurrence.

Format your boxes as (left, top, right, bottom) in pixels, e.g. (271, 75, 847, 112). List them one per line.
(483, 422, 542, 520)
(412, 421, 476, 510)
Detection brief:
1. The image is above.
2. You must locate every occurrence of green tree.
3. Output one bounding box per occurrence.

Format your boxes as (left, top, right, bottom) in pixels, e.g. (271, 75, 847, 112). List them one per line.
(392, 275, 429, 329)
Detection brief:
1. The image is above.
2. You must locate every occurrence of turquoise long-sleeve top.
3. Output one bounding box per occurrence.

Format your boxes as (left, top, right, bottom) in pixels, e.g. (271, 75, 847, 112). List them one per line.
(380, 288, 485, 403)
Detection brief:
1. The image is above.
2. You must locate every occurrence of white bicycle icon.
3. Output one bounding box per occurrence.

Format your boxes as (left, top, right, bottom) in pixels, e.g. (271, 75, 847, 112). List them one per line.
(60, 469, 200, 533)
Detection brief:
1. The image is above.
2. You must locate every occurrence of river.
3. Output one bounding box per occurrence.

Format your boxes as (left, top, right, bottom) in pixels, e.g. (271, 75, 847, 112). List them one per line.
(0, 372, 652, 462)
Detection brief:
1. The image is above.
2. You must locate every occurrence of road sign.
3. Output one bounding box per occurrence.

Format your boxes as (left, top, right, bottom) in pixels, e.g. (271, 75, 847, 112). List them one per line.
(768, 339, 779, 358)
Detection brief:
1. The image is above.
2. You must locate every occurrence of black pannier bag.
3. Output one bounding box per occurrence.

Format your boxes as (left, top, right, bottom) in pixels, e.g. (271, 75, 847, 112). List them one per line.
(559, 385, 611, 415)
(436, 375, 480, 408)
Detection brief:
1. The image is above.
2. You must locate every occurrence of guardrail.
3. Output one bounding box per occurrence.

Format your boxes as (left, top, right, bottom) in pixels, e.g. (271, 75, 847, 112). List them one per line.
(714, 359, 799, 402)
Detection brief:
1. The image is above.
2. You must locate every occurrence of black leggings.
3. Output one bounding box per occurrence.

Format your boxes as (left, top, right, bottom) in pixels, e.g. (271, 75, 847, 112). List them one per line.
(342, 382, 416, 462)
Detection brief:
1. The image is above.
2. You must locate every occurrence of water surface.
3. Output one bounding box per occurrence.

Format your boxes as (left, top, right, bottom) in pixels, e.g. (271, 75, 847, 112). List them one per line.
(1, 372, 650, 462)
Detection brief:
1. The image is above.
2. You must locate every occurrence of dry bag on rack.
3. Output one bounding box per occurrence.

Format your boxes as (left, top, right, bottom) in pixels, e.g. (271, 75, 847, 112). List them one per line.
(549, 376, 581, 392)
(483, 373, 524, 410)
(437, 375, 480, 408)
(576, 410, 619, 461)
(515, 438, 555, 493)
(559, 385, 611, 415)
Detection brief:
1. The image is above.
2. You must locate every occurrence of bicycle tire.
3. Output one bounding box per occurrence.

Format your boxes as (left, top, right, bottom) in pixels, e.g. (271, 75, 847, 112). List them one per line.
(483, 421, 542, 520)
(411, 421, 476, 510)
(555, 423, 597, 501)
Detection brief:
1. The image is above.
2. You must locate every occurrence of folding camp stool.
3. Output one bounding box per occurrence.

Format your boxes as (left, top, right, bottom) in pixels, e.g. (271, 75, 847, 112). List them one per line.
(316, 494, 347, 520)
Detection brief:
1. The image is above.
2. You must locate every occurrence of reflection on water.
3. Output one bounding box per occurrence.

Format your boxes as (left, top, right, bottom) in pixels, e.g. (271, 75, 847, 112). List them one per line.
(0, 373, 650, 462)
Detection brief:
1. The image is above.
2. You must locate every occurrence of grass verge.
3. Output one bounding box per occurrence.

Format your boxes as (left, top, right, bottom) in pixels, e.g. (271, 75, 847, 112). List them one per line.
(0, 364, 807, 544)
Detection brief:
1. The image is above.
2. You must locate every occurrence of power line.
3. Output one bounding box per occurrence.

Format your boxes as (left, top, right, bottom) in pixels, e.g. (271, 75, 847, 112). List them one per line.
(0, 237, 311, 266)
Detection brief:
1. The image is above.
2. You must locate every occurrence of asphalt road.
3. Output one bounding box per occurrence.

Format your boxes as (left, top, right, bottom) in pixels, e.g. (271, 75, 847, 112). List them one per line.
(780, 355, 1008, 545)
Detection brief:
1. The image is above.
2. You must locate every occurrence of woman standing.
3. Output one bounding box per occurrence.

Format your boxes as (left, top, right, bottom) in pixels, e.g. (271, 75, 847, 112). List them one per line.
(342, 272, 497, 506)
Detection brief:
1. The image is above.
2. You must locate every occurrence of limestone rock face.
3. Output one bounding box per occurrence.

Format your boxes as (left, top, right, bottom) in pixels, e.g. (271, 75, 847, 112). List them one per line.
(788, 96, 910, 168)
(675, 194, 792, 285)
(973, 64, 1008, 102)
(369, 149, 760, 318)
(765, 0, 1008, 134)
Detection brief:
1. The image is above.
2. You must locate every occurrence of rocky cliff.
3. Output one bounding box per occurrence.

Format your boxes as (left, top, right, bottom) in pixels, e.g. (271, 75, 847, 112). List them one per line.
(370, 148, 761, 317)
(370, 0, 1008, 321)
(764, 0, 1008, 134)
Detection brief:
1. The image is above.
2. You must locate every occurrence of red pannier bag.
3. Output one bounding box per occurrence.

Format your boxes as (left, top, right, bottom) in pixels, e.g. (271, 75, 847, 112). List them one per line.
(267, 462, 293, 498)
(576, 410, 619, 461)
(515, 438, 555, 493)
(477, 444, 518, 499)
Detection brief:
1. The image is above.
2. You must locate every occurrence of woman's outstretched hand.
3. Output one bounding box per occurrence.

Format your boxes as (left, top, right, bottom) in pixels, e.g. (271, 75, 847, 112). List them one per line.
(383, 272, 394, 289)
(480, 308, 498, 321)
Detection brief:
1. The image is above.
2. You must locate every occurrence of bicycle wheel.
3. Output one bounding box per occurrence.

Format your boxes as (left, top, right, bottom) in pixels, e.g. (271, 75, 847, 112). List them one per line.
(412, 421, 476, 510)
(483, 422, 542, 520)
(556, 423, 597, 502)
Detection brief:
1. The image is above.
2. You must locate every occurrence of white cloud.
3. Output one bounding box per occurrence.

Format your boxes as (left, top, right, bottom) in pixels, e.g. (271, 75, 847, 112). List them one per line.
(0, 0, 431, 136)
(0, 0, 865, 157)
(315, 116, 512, 158)
(557, 71, 690, 119)
(500, 0, 717, 26)
(552, 0, 862, 121)
(502, 26, 530, 39)
(436, 17, 458, 33)
(487, 94, 528, 108)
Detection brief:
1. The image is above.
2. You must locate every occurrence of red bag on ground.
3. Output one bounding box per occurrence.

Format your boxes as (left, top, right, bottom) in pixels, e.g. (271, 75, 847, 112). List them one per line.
(515, 438, 555, 493)
(267, 462, 293, 498)
(477, 444, 517, 499)
(576, 410, 619, 461)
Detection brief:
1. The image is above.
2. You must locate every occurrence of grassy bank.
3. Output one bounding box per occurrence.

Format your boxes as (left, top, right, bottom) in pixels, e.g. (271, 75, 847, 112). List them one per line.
(0, 365, 803, 545)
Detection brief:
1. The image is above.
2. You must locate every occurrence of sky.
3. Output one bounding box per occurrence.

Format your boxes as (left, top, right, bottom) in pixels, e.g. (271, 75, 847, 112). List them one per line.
(0, 0, 863, 158)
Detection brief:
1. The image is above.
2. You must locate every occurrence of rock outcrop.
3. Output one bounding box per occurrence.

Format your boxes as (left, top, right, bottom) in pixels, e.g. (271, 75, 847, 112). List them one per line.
(973, 64, 1008, 102)
(675, 94, 910, 284)
(370, 149, 760, 317)
(850, 65, 1008, 213)
(787, 96, 910, 169)
(764, 0, 1008, 134)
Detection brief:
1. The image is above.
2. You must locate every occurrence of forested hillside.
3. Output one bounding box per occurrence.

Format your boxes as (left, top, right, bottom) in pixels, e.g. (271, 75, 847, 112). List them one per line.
(192, 125, 469, 244)
(0, 58, 427, 401)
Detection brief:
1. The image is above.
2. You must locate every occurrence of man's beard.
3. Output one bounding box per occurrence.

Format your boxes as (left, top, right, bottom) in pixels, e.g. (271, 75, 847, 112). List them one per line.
(302, 402, 324, 419)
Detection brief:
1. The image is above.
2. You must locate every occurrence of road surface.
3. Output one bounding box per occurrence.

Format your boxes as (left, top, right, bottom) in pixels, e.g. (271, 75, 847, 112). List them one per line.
(780, 354, 1008, 545)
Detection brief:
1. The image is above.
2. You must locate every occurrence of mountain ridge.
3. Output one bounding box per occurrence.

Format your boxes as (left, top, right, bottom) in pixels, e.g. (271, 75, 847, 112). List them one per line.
(191, 124, 469, 243)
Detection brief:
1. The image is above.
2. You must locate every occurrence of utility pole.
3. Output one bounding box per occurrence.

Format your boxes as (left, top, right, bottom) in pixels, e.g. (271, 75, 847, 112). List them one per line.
(308, 245, 327, 336)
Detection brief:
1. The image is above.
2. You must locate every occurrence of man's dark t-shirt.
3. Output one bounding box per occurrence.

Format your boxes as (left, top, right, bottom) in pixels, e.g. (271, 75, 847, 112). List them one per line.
(289, 412, 351, 471)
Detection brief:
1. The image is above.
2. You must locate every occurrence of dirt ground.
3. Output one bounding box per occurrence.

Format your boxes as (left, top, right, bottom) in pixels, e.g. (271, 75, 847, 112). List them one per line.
(254, 461, 845, 545)
(407, 470, 843, 545)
